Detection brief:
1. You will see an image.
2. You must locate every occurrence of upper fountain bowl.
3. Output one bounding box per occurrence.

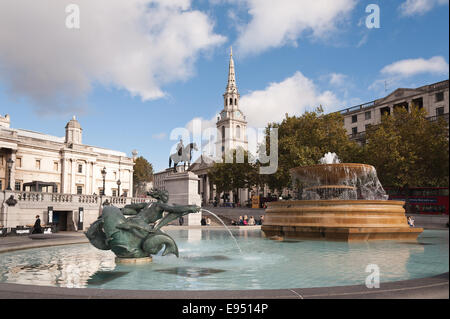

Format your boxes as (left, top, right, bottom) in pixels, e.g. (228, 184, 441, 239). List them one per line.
(290, 163, 376, 186)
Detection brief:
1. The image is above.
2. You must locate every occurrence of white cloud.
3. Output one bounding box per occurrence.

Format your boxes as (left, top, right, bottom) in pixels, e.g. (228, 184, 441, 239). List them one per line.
(380, 56, 449, 78)
(399, 0, 449, 16)
(328, 73, 348, 86)
(0, 0, 226, 114)
(240, 71, 341, 128)
(235, 0, 357, 56)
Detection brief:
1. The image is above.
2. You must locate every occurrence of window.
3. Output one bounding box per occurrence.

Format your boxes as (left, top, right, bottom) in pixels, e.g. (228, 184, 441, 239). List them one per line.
(77, 185, 83, 195)
(221, 126, 225, 140)
(16, 157, 22, 168)
(365, 111, 371, 120)
(229, 98, 233, 106)
(351, 115, 357, 123)
(54, 161, 59, 171)
(78, 164, 83, 173)
(365, 124, 371, 131)
(435, 92, 444, 102)
(236, 125, 241, 139)
(35, 159, 41, 170)
(352, 127, 358, 135)
(15, 181, 22, 191)
(436, 107, 445, 116)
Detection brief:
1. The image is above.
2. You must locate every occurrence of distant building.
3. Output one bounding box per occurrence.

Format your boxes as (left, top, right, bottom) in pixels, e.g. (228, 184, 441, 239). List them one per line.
(339, 79, 449, 144)
(0, 115, 134, 196)
(216, 47, 248, 156)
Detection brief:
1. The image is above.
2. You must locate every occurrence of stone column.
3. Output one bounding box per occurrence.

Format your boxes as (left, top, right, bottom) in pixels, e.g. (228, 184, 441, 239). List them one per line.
(85, 161, 90, 194)
(60, 158, 66, 193)
(71, 159, 76, 194)
(90, 162, 95, 195)
(205, 175, 210, 204)
(8, 150, 16, 191)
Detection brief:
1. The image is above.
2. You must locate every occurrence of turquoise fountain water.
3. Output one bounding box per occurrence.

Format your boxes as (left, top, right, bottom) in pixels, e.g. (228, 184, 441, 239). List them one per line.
(0, 229, 447, 290)
(201, 208, 243, 254)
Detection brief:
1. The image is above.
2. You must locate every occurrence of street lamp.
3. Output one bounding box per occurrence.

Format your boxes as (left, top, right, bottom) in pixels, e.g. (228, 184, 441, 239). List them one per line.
(116, 179, 121, 197)
(101, 167, 107, 196)
(6, 158, 14, 191)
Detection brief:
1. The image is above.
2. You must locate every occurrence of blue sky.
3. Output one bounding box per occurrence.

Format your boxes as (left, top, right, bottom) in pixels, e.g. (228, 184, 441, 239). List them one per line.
(0, 0, 449, 172)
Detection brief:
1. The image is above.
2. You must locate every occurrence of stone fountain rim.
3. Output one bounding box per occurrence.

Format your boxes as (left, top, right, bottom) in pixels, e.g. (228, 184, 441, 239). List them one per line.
(266, 199, 405, 206)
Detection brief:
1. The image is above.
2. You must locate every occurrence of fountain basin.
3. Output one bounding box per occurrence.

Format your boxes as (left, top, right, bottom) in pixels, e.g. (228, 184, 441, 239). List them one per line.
(262, 200, 423, 241)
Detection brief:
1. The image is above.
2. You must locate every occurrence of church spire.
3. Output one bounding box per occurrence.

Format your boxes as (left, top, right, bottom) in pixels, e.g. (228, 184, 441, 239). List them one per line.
(223, 47, 239, 111)
(225, 46, 237, 95)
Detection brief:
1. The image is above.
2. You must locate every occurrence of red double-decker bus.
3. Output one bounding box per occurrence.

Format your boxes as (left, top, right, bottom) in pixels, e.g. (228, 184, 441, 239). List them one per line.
(385, 187, 449, 215)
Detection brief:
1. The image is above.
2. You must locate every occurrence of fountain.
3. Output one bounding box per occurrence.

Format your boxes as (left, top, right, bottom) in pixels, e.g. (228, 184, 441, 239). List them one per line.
(85, 189, 200, 263)
(262, 153, 423, 241)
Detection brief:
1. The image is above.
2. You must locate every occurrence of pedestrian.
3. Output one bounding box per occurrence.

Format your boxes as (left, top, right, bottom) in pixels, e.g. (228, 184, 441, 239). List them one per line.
(248, 216, 255, 226)
(206, 217, 211, 226)
(201, 217, 207, 226)
(238, 216, 244, 225)
(32, 215, 43, 234)
(243, 215, 248, 226)
(178, 216, 184, 226)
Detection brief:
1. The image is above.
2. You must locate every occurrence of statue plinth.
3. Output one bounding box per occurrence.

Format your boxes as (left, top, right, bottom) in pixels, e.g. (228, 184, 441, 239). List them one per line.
(165, 171, 202, 226)
(115, 257, 152, 264)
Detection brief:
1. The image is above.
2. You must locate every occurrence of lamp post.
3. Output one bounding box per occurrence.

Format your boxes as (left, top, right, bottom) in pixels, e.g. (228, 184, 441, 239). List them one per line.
(101, 167, 107, 196)
(116, 179, 121, 197)
(6, 158, 14, 191)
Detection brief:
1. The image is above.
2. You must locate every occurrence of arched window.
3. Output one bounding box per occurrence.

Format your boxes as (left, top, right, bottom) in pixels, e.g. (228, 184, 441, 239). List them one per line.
(229, 98, 233, 106)
(236, 125, 241, 139)
(221, 126, 225, 140)
(234, 98, 237, 106)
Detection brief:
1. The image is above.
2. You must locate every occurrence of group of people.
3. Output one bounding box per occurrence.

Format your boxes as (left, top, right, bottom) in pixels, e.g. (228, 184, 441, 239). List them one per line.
(231, 215, 264, 226)
(200, 217, 212, 226)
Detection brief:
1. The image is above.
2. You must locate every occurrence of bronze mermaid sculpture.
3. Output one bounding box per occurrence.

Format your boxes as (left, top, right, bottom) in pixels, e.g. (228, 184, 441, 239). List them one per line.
(85, 189, 200, 259)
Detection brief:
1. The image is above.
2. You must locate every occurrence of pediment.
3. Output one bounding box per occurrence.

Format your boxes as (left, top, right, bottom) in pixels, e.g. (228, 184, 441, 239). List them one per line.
(377, 87, 424, 104)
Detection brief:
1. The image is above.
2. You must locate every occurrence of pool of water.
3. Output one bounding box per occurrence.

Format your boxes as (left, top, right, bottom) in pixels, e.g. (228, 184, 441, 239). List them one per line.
(0, 229, 448, 290)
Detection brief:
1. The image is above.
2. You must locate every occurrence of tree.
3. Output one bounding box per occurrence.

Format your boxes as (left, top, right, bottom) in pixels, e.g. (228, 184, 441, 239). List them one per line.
(133, 156, 154, 196)
(208, 148, 258, 203)
(364, 106, 449, 187)
(261, 106, 362, 195)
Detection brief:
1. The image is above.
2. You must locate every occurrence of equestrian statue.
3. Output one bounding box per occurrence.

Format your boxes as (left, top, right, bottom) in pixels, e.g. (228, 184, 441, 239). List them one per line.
(169, 139, 198, 172)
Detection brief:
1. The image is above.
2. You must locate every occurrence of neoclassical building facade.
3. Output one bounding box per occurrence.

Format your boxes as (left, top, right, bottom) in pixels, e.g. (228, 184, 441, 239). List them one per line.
(0, 115, 134, 197)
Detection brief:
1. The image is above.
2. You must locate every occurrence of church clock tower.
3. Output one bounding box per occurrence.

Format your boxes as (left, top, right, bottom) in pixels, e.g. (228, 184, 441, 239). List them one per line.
(216, 47, 248, 158)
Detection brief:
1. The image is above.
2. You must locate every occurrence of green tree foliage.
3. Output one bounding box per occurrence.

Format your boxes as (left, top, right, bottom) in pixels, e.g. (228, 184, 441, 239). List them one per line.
(364, 106, 449, 187)
(261, 106, 362, 194)
(133, 156, 154, 194)
(208, 148, 258, 203)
